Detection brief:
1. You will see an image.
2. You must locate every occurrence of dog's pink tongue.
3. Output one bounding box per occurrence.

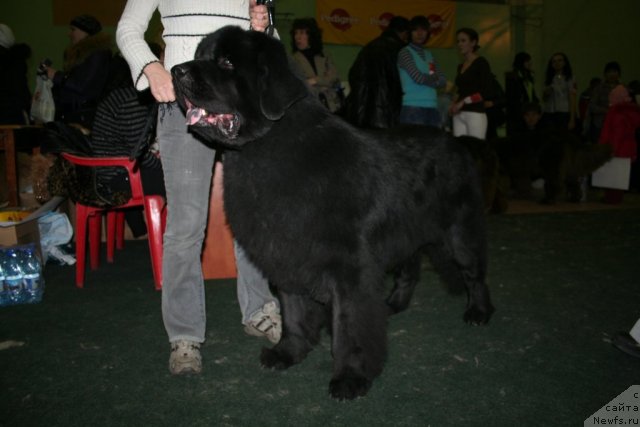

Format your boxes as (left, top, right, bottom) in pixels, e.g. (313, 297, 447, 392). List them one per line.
(186, 107, 205, 125)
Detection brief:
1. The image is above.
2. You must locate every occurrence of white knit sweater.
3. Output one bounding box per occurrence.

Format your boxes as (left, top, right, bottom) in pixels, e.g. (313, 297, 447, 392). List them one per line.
(116, 0, 251, 91)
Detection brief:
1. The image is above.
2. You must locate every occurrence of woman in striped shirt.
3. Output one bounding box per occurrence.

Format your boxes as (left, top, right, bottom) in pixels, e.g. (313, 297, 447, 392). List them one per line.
(397, 15, 447, 128)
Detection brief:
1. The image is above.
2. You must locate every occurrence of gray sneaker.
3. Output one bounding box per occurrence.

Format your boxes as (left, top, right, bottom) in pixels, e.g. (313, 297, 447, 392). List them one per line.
(169, 340, 202, 375)
(244, 301, 282, 344)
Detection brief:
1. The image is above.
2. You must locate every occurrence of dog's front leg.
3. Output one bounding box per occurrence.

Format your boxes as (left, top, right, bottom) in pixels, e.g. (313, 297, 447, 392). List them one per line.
(260, 290, 325, 370)
(328, 282, 388, 401)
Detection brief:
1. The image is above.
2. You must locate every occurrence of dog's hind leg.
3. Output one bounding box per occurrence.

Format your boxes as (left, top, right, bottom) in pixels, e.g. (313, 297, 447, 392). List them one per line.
(328, 280, 388, 400)
(426, 220, 494, 325)
(260, 290, 325, 370)
(386, 251, 421, 315)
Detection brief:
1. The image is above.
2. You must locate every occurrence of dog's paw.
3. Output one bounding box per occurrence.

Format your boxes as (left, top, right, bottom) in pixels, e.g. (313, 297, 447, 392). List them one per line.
(385, 302, 402, 316)
(463, 304, 494, 325)
(328, 373, 372, 401)
(260, 347, 294, 370)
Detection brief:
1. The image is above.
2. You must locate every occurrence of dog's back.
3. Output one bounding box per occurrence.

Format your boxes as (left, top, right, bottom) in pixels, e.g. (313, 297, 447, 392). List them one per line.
(225, 99, 486, 289)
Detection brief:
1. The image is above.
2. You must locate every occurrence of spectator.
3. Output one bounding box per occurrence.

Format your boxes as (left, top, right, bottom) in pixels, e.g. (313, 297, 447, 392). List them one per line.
(43, 15, 112, 128)
(91, 89, 162, 237)
(484, 74, 507, 140)
(450, 27, 495, 140)
(397, 15, 446, 127)
(578, 77, 602, 140)
(588, 61, 623, 143)
(345, 16, 409, 128)
(541, 52, 577, 132)
(598, 84, 640, 204)
(628, 80, 640, 191)
(290, 18, 343, 113)
(522, 101, 543, 131)
(505, 51, 538, 136)
(87, 42, 165, 236)
(0, 23, 31, 124)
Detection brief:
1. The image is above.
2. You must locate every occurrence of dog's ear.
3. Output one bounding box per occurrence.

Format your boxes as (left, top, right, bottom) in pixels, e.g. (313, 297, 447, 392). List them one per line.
(257, 42, 307, 121)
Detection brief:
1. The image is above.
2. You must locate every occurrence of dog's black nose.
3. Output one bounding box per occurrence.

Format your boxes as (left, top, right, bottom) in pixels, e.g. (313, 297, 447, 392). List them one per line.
(171, 64, 188, 79)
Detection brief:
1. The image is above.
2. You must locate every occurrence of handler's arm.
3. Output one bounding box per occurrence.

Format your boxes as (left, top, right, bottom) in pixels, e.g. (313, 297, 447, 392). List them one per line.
(249, 0, 269, 32)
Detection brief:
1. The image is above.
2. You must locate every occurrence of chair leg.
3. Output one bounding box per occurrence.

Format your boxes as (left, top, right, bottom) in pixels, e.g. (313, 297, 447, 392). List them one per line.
(106, 211, 117, 263)
(144, 196, 166, 290)
(116, 211, 126, 250)
(74, 204, 89, 288)
(88, 211, 102, 270)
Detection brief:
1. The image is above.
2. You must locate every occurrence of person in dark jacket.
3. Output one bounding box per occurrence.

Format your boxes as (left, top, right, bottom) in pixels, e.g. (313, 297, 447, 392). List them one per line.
(0, 23, 31, 124)
(345, 16, 409, 129)
(87, 42, 164, 236)
(91, 85, 163, 236)
(43, 15, 113, 128)
(505, 51, 539, 136)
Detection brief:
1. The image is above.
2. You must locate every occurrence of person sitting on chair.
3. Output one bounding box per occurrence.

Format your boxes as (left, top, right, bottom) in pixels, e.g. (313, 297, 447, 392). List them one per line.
(89, 43, 165, 237)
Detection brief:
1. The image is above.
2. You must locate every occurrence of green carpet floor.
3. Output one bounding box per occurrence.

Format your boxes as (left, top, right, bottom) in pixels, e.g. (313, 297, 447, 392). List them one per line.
(1, 209, 639, 426)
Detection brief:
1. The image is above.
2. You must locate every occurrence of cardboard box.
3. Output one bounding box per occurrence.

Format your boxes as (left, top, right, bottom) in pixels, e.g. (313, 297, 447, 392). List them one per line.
(0, 216, 40, 248)
(0, 196, 66, 254)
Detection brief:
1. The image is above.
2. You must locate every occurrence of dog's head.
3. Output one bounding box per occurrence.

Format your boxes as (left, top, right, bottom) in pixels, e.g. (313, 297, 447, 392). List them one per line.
(172, 26, 307, 147)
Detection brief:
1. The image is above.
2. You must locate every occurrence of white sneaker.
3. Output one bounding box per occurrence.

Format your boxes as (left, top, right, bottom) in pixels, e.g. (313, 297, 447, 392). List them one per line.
(169, 340, 202, 375)
(244, 301, 282, 344)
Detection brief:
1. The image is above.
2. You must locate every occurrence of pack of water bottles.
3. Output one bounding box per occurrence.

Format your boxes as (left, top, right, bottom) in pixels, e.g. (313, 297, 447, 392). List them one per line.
(0, 243, 45, 307)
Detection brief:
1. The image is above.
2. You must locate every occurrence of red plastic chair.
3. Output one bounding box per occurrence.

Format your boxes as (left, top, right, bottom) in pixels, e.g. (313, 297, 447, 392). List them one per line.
(61, 153, 166, 290)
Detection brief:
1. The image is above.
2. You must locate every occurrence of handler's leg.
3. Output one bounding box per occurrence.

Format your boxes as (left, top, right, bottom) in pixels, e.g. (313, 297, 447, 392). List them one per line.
(158, 103, 215, 374)
(260, 290, 326, 369)
(234, 241, 281, 343)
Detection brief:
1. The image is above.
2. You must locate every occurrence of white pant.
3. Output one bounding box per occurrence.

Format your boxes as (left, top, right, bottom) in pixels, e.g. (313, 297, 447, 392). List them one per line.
(630, 318, 640, 343)
(452, 111, 488, 140)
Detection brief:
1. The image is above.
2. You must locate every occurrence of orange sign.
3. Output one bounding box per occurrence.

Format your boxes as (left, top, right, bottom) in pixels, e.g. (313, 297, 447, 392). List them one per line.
(316, 0, 456, 48)
(52, 0, 127, 26)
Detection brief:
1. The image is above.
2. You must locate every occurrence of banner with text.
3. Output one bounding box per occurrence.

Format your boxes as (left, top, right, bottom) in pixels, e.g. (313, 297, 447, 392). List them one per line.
(316, 0, 456, 48)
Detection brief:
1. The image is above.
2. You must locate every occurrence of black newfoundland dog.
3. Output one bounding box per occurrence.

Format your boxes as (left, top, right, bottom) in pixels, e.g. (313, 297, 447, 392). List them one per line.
(171, 26, 494, 400)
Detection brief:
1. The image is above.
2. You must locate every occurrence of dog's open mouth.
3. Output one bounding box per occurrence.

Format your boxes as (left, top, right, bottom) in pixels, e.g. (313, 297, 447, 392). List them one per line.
(185, 99, 240, 139)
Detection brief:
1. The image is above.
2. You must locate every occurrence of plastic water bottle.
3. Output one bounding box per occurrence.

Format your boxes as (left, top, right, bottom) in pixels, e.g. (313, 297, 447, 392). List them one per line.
(21, 245, 44, 304)
(2, 249, 24, 305)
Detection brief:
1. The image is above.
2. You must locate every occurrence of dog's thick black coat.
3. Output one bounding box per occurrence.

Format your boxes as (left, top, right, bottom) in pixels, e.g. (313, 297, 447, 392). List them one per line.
(172, 26, 494, 400)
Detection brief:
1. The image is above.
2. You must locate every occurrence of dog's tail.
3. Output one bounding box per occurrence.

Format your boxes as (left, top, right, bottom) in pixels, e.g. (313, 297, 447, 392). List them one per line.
(569, 143, 613, 177)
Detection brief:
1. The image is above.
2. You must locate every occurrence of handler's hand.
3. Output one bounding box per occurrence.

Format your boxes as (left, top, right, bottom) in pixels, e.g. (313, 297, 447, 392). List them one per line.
(250, 0, 269, 32)
(144, 62, 175, 103)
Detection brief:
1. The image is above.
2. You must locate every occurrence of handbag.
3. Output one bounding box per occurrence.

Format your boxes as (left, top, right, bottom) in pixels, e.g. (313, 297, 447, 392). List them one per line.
(30, 75, 55, 123)
(44, 122, 129, 207)
(591, 157, 631, 190)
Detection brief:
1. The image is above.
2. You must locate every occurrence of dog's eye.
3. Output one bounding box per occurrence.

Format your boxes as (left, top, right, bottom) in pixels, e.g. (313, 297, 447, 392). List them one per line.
(218, 57, 234, 70)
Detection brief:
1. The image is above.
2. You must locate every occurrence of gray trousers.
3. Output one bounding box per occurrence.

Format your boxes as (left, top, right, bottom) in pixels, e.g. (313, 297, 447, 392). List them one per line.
(157, 103, 277, 343)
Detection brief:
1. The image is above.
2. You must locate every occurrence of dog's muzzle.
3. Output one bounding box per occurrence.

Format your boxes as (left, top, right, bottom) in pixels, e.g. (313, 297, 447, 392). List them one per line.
(185, 100, 240, 139)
